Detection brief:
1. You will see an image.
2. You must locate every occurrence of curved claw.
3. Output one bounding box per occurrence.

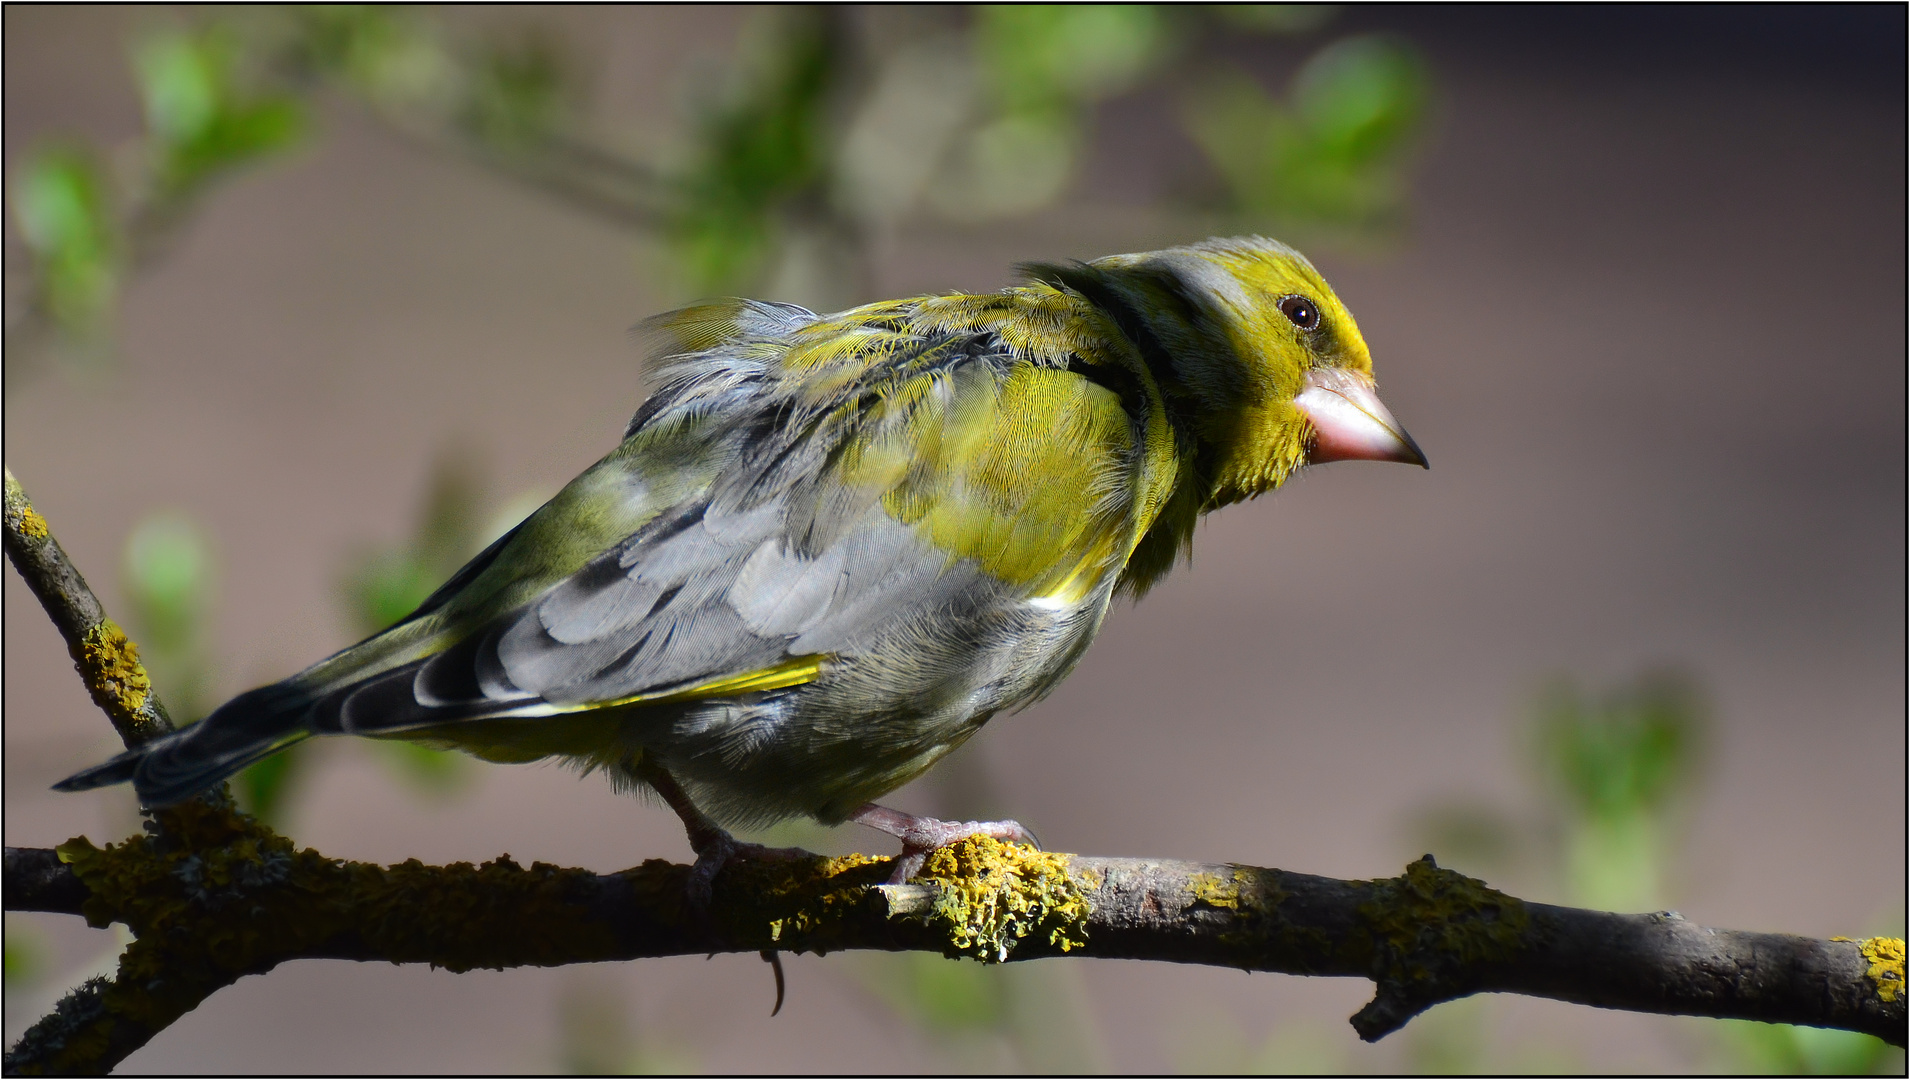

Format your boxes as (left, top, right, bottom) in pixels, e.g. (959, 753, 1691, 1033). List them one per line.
(761, 949, 787, 1017)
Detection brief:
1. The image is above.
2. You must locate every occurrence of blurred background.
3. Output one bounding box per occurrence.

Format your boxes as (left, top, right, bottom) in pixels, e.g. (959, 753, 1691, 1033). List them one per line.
(3, 5, 1903, 1073)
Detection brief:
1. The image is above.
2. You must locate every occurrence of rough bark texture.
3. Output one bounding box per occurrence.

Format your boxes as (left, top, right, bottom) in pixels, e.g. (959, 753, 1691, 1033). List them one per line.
(4, 817, 1903, 1076)
(4, 469, 176, 748)
(5, 467, 1904, 1076)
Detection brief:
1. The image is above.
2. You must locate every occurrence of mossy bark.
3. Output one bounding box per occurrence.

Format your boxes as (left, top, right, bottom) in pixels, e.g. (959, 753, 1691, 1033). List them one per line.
(7, 825, 1903, 1075)
(6, 465, 1902, 1074)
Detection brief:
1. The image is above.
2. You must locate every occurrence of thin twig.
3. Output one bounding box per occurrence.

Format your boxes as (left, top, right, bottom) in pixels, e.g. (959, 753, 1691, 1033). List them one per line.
(3, 468, 175, 748)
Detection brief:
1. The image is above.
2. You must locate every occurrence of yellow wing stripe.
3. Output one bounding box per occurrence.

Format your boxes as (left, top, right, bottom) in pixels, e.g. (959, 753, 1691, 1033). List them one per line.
(589, 655, 828, 710)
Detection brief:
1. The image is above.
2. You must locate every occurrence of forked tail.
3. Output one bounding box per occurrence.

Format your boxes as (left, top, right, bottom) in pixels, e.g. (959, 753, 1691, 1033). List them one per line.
(53, 683, 316, 807)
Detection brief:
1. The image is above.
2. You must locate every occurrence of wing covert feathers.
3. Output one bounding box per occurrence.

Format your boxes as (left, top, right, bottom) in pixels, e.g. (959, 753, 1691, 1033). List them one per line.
(58, 285, 1175, 808)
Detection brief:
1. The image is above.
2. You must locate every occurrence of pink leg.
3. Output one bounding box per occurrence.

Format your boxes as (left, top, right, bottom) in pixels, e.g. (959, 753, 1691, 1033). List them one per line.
(849, 803, 1038, 884)
(639, 762, 809, 908)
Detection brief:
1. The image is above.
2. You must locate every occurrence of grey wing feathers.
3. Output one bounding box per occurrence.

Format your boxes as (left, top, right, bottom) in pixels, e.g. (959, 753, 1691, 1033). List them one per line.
(492, 502, 796, 706)
(382, 310, 1008, 721)
(57, 299, 1024, 806)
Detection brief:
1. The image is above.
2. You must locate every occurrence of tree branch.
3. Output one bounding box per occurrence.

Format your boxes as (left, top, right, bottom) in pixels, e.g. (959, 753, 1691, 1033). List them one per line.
(6, 468, 1903, 1075)
(3, 468, 176, 749)
(4, 800, 1903, 1075)
(2, 847, 89, 916)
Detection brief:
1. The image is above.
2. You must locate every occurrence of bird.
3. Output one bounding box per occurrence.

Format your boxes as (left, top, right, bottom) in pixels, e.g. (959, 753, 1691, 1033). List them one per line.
(56, 235, 1426, 885)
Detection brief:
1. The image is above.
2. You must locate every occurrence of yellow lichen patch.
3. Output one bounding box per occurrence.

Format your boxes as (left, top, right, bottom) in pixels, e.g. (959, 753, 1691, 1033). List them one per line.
(1195, 867, 1306, 965)
(13, 502, 49, 539)
(78, 620, 150, 717)
(718, 851, 892, 953)
(1858, 937, 1904, 1003)
(1189, 870, 1242, 912)
(916, 836, 1095, 962)
(1354, 857, 1530, 990)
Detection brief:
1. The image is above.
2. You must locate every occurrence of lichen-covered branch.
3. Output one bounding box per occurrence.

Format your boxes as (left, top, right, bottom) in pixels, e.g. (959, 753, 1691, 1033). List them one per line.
(5, 802, 1902, 1075)
(3, 468, 175, 748)
(6, 468, 1903, 1074)
(2, 847, 89, 916)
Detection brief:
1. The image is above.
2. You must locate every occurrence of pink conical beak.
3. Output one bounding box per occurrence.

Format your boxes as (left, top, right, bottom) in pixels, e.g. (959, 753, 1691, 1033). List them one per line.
(1294, 368, 1428, 468)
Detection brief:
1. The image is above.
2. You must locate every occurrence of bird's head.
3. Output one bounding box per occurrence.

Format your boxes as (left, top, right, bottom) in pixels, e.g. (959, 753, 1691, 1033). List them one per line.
(1028, 235, 1425, 509)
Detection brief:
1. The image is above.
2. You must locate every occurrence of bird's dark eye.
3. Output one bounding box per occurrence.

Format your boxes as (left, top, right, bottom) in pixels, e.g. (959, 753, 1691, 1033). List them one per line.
(1278, 295, 1321, 331)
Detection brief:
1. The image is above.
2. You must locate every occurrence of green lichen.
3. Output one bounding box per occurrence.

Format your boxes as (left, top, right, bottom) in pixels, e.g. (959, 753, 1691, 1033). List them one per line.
(1353, 856, 1529, 994)
(716, 852, 892, 954)
(45, 800, 305, 1069)
(915, 836, 1095, 962)
(2, 977, 113, 1076)
(77, 619, 151, 717)
(41, 798, 630, 1072)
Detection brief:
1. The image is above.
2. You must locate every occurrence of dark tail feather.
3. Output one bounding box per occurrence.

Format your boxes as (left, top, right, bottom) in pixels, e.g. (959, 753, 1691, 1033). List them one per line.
(50, 683, 318, 807)
(51, 751, 143, 793)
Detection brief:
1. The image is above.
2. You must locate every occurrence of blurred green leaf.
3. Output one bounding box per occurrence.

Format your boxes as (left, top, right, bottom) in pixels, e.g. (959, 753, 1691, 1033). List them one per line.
(139, 31, 222, 144)
(1536, 671, 1704, 823)
(123, 511, 303, 826)
(929, 5, 1170, 220)
(1563, 812, 1665, 912)
(663, 7, 841, 295)
(1292, 34, 1426, 165)
(347, 549, 449, 636)
(120, 509, 218, 730)
(288, 5, 454, 108)
(878, 952, 1009, 1033)
(135, 28, 306, 199)
(461, 32, 568, 151)
(3, 921, 46, 987)
(1715, 1019, 1904, 1075)
(930, 112, 1079, 220)
(978, 5, 1171, 114)
(1403, 996, 1490, 1074)
(372, 739, 467, 796)
(556, 975, 629, 1074)
(123, 511, 213, 658)
(1209, 5, 1339, 35)
(10, 148, 120, 336)
(1185, 35, 1426, 227)
(1532, 670, 1705, 910)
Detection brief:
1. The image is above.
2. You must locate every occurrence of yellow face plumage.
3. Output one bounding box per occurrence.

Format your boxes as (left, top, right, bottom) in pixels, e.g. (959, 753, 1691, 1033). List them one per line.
(1028, 236, 1422, 513)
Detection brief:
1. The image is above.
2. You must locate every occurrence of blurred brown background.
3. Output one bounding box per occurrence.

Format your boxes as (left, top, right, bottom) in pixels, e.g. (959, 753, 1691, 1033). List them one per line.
(5, 5, 1903, 1074)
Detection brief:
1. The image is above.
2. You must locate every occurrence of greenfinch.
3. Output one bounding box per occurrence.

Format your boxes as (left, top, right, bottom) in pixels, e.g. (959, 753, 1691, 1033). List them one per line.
(58, 236, 1425, 879)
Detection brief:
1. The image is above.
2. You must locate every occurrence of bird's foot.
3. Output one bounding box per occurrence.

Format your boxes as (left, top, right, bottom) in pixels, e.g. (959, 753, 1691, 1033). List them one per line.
(683, 828, 810, 911)
(634, 759, 810, 910)
(849, 803, 1039, 885)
